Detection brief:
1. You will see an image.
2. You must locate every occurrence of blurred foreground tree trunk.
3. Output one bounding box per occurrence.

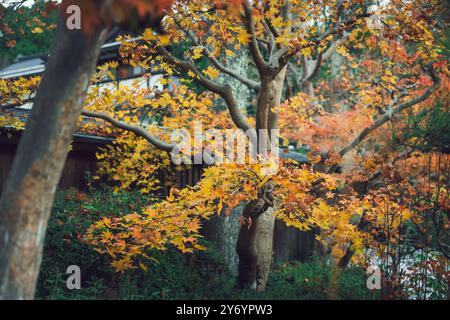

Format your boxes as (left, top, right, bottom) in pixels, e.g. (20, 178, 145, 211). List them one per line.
(0, 16, 108, 299)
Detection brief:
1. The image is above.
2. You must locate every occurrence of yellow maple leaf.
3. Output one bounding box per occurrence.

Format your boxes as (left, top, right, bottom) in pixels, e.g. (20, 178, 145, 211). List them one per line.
(187, 70, 196, 78)
(191, 47, 203, 60)
(139, 262, 148, 272)
(237, 29, 251, 46)
(202, 66, 220, 79)
(31, 27, 43, 34)
(217, 200, 223, 215)
(225, 49, 235, 57)
(271, 16, 284, 29)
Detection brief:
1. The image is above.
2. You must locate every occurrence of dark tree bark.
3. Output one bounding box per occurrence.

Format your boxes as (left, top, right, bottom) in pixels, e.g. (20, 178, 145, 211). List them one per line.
(0, 18, 108, 299)
(236, 193, 277, 291)
(204, 205, 242, 271)
(236, 67, 286, 291)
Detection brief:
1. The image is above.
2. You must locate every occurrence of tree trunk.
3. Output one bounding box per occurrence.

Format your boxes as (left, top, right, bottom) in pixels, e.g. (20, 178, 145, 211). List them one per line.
(0, 20, 108, 299)
(204, 204, 243, 271)
(236, 199, 277, 291)
(205, 52, 252, 271)
(236, 67, 286, 291)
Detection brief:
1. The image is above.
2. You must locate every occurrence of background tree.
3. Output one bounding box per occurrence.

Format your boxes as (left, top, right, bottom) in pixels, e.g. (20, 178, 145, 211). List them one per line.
(0, 0, 58, 68)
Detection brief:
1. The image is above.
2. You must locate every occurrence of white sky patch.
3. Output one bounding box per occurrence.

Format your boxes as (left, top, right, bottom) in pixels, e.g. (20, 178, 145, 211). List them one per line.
(1, 0, 61, 8)
(2, 0, 35, 7)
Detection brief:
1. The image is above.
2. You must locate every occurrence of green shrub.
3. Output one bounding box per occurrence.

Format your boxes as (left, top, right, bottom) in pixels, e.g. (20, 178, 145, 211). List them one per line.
(36, 188, 158, 299)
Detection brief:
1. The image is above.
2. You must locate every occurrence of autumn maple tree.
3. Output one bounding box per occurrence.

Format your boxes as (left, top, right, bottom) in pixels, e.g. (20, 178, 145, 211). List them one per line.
(0, 0, 448, 298)
(83, 0, 448, 292)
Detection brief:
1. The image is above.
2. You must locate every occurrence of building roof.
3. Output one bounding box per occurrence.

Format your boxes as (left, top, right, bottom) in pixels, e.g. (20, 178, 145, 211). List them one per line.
(0, 38, 124, 79)
(280, 150, 310, 164)
(0, 56, 46, 79)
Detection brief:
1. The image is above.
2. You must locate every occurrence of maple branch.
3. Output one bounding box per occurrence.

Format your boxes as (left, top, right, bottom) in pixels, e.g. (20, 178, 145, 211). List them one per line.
(322, 42, 337, 61)
(81, 110, 174, 152)
(155, 45, 219, 91)
(302, 53, 322, 84)
(303, 39, 338, 82)
(81, 110, 219, 164)
(261, 19, 277, 54)
(264, 16, 281, 41)
(335, 68, 441, 163)
(242, 0, 268, 74)
(207, 54, 260, 91)
(259, 1, 283, 54)
(220, 83, 253, 132)
(155, 45, 252, 132)
(338, 147, 417, 269)
(366, 148, 416, 184)
(286, 54, 321, 91)
(172, 16, 260, 91)
(271, 3, 366, 74)
(272, 22, 342, 73)
(287, 37, 340, 89)
(287, 62, 301, 83)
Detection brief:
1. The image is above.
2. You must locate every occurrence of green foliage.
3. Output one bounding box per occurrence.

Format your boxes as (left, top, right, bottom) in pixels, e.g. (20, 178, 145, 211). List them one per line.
(36, 188, 157, 299)
(399, 100, 449, 154)
(39, 272, 107, 300)
(37, 188, 377, 300)
(235, 259, 378, 300)
(0, 1, 57, 66)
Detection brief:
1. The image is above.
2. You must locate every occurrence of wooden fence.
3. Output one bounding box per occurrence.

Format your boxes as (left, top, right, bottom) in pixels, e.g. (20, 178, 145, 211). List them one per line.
(0, 130, 110, 193)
